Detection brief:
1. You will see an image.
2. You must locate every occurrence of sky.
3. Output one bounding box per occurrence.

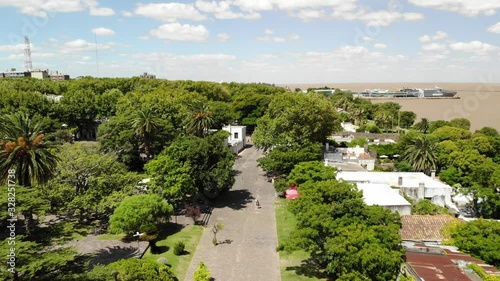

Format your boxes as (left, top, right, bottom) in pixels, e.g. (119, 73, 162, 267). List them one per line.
(0, 0, 499, 84)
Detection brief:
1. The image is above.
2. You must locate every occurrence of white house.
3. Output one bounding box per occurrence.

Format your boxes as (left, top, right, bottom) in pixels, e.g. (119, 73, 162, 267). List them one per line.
(222, 125, 246, 154)
(336, 171, 459, 214)
(356, 183, 412, 215)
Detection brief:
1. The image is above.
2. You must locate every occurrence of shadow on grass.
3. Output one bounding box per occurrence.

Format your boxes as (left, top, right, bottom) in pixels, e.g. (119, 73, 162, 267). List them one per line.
(214, 189, 254, 210)
(285, 257, 328, 279)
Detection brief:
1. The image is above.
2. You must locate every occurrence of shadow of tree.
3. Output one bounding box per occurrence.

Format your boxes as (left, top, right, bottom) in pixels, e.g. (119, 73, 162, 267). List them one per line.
(90, 245, 139, 266)
(214, 189, 254, 210)
(285, 257, 328, 279)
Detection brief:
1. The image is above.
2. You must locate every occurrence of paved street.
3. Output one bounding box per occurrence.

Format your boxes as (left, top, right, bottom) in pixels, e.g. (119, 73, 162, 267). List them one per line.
(184, 146, 281, 281)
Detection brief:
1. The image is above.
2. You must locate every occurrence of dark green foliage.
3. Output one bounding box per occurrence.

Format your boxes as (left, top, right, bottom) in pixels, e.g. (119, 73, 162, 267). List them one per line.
(174, 241, 186, 255)
(449, 219, 500, 268)
(402, 135, 438, 175)
(412, 199, 451, 215)
(414, 118, 430, 133)
(475, 127, 499, 137)
(399, 111, 417, 128)
(257, 142, 323, 176)
(449, 118, 471, 130)
(287, 161, 337, 186)
(429, 120, 451, 133)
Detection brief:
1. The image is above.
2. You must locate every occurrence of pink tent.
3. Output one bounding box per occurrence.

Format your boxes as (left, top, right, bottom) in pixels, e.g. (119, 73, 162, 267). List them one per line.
(285, 184, 301, 200)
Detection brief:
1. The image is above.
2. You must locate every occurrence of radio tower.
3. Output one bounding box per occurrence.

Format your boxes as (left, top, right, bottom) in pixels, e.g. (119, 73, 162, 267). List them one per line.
(24, 36, 33, 72)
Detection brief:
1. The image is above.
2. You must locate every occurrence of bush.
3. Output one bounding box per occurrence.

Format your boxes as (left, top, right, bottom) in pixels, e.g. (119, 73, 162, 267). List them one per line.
(194, 262, 211, 281)
(274, 178, 288, 194)
(173, 241, 185, 255)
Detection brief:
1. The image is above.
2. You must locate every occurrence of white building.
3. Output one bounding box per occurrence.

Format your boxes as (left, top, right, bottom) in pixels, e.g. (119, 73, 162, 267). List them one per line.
(341, 122, 358, 133)
(336, 171, 459, 213)
(356, 183, 412, 215)
(31, 69, 49, 79)
(222, 125, 246, 154)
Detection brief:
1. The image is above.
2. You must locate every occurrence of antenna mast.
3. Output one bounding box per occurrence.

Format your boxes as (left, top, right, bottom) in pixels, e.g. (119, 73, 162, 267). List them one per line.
(24, 36, 32, 71)
(94, 33, 99, 77)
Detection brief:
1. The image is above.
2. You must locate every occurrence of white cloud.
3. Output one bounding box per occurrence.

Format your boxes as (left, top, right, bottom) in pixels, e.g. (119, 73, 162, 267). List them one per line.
(293, 9, 327, 21)
(195, 0, 260, 19)
(134, 3, 207, 22)
(89, 6, 115, 16)
(256, 33, 300, 43)
(0, 44, 26, 52)
(362, 37, 374, 42)
(449, 41, 499, 53)
(149, 23, 209, 42)
(122, 10, 132, 17)
(0, 0, 115, 17)
(92, 27, 115, 36)
(419, 31, 448, 43)
(408, 0, 500, 16)
(488, 22, 500, 33)
(216, 33, 230, 42)
(60, 39, 114, 53)
(288, 34, 300, 40)
(374, 43, 387, 49)
(359, 11, 424, 26)
(421, 43, 447, 52)
(264, 28, 274, 35)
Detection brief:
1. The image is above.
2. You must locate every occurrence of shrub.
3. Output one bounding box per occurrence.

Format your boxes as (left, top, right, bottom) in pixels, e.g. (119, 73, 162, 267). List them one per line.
(194, 262, 211, 281)
(173, 241, 185, 256)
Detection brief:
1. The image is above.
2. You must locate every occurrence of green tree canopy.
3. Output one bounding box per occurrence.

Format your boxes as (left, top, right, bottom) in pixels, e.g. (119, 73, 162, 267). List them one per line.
(253, 92, 341, 151)
(432, 126, 472, 142)
(257, 142, 323, 176)
(108, 258, 178, 281)
(449, 118, 471, 130)
(110, 194, 173, 235)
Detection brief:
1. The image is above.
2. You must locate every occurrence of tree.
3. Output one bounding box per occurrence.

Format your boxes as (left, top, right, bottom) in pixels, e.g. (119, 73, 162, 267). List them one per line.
(449, 118, 471, 130)
(287, 161, 337, 186)
(131, 108, 159, 160)
(475, 127, 499, 137)
(414, 118, 430, 134)
(374, 111, 393, 130)
(194, 262, 211, 281)
(257, 142, 323, 176)
(184, 100, 214, 137)
(110, 194, 173, 236)
(58, 89, 99, 140)
(448, 219, 500, 268)
(399, 111, 417, 129)
(108, 258, 178, 281)
(412, 199, 450, 215)
(253, 92, 341, 151)
(212, 222, 224, 245)
(432, 126, 471, 142)
(348, 138, 368, 148)
(0, 112, 58, 187)
(429, 120, 451, 133)
(402, 135, 438, 175)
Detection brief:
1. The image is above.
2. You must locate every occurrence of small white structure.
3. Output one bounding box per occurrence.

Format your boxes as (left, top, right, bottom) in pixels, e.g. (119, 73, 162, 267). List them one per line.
(341, 122, 358, 133)
(336, 171, 459, 213)
(355, 183, 412, 215)
(222, 125, 246, 154)
(31, 69, 49, 79)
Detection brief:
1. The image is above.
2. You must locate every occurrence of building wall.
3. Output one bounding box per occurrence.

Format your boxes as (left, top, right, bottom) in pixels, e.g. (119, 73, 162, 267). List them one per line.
(222, 125, 246, 147)
(358, 159, 375, 171)
(388, 205, 412, 216)
(31, 71, 48, 79)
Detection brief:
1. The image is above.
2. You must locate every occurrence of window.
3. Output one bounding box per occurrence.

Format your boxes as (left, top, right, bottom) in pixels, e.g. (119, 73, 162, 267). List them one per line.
(234, 132, 239, 139)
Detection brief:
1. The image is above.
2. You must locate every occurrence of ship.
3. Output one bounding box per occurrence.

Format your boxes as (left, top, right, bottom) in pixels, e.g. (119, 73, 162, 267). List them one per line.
(357, 86, 458, 99)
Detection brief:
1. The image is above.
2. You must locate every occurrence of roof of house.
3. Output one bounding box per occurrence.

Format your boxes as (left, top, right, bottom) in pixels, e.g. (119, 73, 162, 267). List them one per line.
(404, 242, 500, 281)
(356, 183, 411, 207)
(336, 171, 452, 189)
(400, 215, 457, 241)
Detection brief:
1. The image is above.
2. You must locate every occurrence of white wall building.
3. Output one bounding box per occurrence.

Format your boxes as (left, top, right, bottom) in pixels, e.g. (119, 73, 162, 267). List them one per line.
(222, 125, 246, 154)
(336, 171, 459, 213)
(31, 69, 49, 79)
(356, 183, 412, 215)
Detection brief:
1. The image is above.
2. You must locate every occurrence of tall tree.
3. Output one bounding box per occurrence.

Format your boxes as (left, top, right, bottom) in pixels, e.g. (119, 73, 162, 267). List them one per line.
(402, 135, 438, 175)
(131, 108, 159, 160)
(414, 118, 430, 134)
(184, 100, 214, 137)
(0, 113, 58, 187)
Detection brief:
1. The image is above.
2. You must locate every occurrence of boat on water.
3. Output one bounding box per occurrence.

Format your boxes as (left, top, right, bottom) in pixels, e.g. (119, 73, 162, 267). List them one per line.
(358, 86, 458, 98)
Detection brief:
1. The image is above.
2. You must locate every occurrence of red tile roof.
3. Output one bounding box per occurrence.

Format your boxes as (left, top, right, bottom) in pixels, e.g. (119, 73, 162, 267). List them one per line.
(400, 215, 457, 241)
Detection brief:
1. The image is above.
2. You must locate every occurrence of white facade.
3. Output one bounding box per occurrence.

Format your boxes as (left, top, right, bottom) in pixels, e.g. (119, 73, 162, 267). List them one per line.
(31, 70, 49, 79)
(222, 125, 246, 154)
(337, 171, 459, 213)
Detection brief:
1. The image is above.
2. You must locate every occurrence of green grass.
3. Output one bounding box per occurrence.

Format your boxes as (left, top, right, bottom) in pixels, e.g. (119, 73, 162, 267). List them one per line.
(275, 199, 326, 281)
(142, 225, 203, 280)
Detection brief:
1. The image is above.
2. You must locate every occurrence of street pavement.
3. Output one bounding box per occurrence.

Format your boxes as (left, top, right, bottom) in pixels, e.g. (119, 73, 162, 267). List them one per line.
(184, 145, 281, 281)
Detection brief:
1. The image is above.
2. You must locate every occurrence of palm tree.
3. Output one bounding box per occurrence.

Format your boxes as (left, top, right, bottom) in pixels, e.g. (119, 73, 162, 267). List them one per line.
(0, 112, 58, 187)
(351, 108, 365, 126)
(131, 108, 159, 160)
(414, 118, 430, 134)
(402, 135, 438, 175)
(185, 101, 213, 137)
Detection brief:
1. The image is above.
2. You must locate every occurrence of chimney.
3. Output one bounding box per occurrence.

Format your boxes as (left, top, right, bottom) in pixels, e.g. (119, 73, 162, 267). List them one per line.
(325, 142, 329, 152)
(398, 176, 403, 186)
(431, 170, 436, 179)
(417, 182, 425, 200)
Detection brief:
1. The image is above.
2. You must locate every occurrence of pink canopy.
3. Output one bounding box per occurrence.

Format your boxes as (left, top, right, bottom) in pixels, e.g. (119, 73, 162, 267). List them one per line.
(285, 184, 301, 200)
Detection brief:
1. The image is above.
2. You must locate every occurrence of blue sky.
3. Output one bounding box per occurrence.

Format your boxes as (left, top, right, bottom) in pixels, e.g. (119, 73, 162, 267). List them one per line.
(0, 0, 499, 83)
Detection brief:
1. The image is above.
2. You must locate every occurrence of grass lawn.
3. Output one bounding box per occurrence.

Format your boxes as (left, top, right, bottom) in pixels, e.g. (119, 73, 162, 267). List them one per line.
(142, 225, 203, 280)
(275, 199, 326, 281)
